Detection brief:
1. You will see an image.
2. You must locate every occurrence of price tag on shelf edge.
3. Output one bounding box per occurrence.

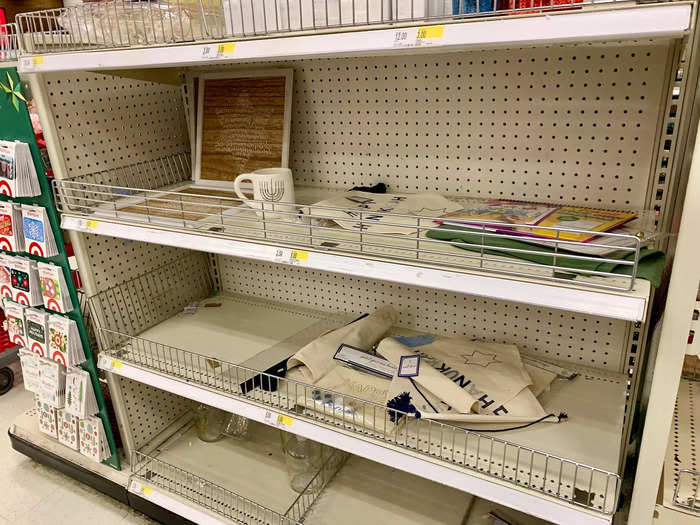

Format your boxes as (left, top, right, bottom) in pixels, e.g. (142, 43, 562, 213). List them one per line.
(392, 25, 444, 49)
(264, 410, 294, 428)
(273, 247, 309, 266)
(130, 480, 153, 497)
(201, 42, 236, 60)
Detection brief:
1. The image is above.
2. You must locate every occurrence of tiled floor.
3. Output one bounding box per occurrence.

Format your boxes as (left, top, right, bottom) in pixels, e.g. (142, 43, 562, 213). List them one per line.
(0, 386, 155, 525)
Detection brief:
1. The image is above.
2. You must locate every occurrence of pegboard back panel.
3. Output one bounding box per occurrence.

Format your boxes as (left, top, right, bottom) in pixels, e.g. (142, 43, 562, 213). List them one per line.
(117, 376, 192, 451)
(284, 43, 670, 208)
(219, 255, 629, 372)
(43, 71, 189, 178)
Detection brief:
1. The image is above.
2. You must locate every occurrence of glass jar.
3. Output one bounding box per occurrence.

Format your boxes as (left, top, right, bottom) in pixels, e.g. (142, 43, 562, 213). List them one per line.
(280, 431, 323, 494)
(224, 413, 249, 439)
(192, 404, 228, 442)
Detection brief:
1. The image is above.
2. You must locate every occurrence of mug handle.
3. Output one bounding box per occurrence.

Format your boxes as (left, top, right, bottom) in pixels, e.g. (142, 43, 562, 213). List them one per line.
(233, 173, 256, 208)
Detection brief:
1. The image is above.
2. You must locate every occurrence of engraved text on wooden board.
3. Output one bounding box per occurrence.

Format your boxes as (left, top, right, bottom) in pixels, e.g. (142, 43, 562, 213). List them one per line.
(200, 76, 287, 182)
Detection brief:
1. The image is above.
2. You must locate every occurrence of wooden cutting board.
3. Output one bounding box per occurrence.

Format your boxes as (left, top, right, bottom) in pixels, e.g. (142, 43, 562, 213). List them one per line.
(198, 72, 291, 183)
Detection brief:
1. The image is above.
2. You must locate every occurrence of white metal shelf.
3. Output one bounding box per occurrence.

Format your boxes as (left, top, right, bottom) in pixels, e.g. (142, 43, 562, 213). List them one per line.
(96, 292, 626, 525)
(16, 3, 692, 73)
(63, 212, 651, 321)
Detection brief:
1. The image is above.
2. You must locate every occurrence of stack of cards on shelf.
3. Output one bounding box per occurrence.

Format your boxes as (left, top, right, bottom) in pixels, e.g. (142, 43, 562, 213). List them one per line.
(0, 141, 40, 197)
(48, 315, 85, 366)
(36, 396, 58, 438)
(38, 263, 72, 313)
(79, 416, 110, 462)
(0, 253, 13, 299)
(10, 257, 42, 306)
(38, 356, 65, 407)
(22, 205, 57, 257)
(0, 201, 25, 252)
(3, 297, 26, 347)
(65, 367, 98, 419)
(19, 350, 40, 392)
(57, 408, 79, 450)
(25, 308, 48, 357)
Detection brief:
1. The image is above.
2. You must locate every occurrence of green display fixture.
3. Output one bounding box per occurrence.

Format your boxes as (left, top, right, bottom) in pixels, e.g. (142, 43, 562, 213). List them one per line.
(0, 67, 120, 470)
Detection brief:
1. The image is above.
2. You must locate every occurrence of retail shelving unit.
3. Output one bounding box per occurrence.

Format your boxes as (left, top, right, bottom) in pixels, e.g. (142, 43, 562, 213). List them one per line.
(10, 1, 700, 524)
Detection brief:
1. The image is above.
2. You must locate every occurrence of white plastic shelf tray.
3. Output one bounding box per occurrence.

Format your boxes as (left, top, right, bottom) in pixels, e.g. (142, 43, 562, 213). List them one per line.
(98, 293, 625, 525)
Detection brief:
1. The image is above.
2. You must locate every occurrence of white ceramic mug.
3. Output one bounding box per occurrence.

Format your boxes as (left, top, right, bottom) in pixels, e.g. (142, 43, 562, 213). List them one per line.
(233, 168, 296, 216)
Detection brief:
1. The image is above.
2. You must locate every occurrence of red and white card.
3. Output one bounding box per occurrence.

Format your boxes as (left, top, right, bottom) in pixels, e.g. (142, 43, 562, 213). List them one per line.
(0, 201, 25, 252)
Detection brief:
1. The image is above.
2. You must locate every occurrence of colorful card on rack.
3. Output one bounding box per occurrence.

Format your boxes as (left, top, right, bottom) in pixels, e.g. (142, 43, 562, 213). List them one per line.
(65, 367, 98, 419)
(47, 315, 85, 367)
(24, 308, 48, 357)
(10, 257, 42, 306)
(22, 205, 57, 257)
(37, 356, 65, 408)
(0, 201, 25, 252)
(0, 141, 40, 197)
(57, 409, 79, 450)
(3, 297, 26, 348)
(523, 206, 638, 242)
(0, 253, 13, 299)
(79, 416, 110, 462)
(19, 350, 40, 393)
(38, 263, 72, 313)
(36, 396, 58, 438)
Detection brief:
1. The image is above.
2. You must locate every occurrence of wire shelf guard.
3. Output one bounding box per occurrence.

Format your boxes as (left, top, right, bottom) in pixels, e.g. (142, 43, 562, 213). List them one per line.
(17, 0, 625, 55)
(674, 469, 700, 513)
(0, 24, 20, 61)
(54, 173, 644, 293)
(104, 328, 621, 516)
(132, 446, 347, 524)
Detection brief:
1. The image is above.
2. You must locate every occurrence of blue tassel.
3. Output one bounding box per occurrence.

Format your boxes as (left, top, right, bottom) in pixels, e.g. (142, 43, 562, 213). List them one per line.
(387, 392, 421, 423)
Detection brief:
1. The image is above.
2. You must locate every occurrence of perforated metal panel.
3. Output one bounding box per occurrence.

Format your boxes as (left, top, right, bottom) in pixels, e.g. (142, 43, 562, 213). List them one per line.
(43, 71, 189, 178)
(117, 376, 192, 450)
(283, 44, 669, 208)
(219, 255, 628, 372)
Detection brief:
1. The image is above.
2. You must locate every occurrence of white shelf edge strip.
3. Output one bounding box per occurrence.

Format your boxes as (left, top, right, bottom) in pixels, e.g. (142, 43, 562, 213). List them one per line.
(102, 356, 611, 525)
(63, 215, 648, 321)
(19, 4, 691, 73)
(128, 480, 230, 525)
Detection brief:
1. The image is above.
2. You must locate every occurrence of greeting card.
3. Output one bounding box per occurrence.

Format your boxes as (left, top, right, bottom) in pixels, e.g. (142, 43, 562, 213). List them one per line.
(47, 314, 85, 367)
(79, 416, 110, 462)
(38, 262, 72, 313)
(9, 257, 42, 306)
(19, 350, 40, 393)
(0, 141, 40, 198)
(3, 297, 26, 348)
(0, 253, 13, 299)
(24, 308, 48, 357)
(57, 408, 79, 450)
(65, 367, 98, 419)
(37, 356, 65, 408)
(0, 201, 25, 252)
(21, 205, 57, 257)
(36, 396, 58, 438)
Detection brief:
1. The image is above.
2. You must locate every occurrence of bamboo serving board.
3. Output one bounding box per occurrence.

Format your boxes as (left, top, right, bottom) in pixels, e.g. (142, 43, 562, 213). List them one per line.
(199, 74, 289, 183)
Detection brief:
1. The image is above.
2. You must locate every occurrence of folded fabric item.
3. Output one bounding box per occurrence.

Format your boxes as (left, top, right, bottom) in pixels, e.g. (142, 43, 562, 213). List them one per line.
(426, 224, 665, 287)
(295, 366, 392, 431)
(378, 335, 549, 422)
(287, 305, 397, 382)
(307, 191, 461, 234)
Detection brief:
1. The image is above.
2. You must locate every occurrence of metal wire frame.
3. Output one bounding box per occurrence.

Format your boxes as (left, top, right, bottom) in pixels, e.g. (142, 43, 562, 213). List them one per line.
(54, 176, 647, 292)
(17, 0, 629, 55)
(674, 469, 700, 513)
(132, 445, 347, 524)
(0, 23, 20, 61)
(100, 327, 621, 515)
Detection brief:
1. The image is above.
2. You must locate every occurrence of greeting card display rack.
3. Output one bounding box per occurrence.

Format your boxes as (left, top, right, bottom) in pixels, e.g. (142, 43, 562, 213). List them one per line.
(0, 56, 120, 470)
(8, 1, 700, 524)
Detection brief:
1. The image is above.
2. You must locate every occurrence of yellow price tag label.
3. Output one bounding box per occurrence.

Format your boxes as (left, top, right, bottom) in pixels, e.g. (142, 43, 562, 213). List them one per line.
(417, 25, 444, 39)
(86, 219, 99, 229)
(33, 56, 44, 65)
(111, 360, 123, 370)
(290, 250, 308, 261)
(141, 485, 153, 496)
(276, 414, 293, 426)
(217, 43, 236, 55)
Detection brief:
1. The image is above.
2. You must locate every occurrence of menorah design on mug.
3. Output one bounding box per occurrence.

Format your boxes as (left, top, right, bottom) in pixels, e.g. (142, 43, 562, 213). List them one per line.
(259, 180, 286, 202)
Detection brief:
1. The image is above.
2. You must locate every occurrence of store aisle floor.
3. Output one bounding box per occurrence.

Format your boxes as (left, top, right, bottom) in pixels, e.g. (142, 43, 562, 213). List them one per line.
(0, 386, 155, 525)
